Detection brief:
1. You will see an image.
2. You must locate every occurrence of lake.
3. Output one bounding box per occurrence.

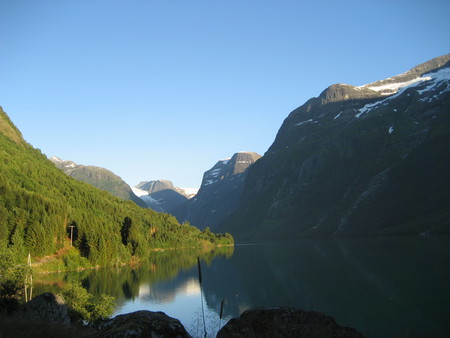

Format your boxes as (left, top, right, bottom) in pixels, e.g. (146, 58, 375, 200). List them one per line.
(34, 236, 450, 337)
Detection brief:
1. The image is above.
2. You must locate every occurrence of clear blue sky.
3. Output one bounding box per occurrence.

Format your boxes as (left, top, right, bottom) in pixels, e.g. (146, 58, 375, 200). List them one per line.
(1, 0, 449, 188)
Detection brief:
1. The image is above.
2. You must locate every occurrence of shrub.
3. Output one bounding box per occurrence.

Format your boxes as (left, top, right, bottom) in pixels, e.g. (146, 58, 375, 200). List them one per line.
(0, 246, 31, 312)
(60, 282, 115, 324)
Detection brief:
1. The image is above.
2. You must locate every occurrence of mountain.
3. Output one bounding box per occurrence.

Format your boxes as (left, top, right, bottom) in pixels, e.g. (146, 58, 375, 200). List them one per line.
(173, 152, 261, 230)
(135, 179, 197, 198)
(0, 107, 232, 264)
(49, 156, 147, 208)
(0, 106, 24, 144)
(132, 179, 190, 213)
(218, 54, 450, 240)
(136, 179, 177, 194)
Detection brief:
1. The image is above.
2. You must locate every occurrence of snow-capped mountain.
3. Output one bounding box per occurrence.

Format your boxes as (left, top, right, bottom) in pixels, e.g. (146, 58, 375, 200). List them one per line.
(218, 53, 450, 240)
(133, 179, 192, 213)
(173, 151, 261, 230)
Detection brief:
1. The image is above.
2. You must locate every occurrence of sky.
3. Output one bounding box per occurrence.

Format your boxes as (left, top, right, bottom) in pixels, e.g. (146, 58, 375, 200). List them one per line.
(1, 0, 449, 189)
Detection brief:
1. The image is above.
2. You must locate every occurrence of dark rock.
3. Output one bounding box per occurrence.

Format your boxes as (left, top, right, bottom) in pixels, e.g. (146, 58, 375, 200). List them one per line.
(217, 307, 364, 338)
(90, 310, 192, 338)
(173, 151, 261, 230)
(22, 292, 70, 326)
(219, 54, 450, 240)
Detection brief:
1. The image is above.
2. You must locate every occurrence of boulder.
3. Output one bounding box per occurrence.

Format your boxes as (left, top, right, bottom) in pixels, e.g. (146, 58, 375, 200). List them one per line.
(217, 307, 364, 338)
(90, 310, 191, 338)
(22, 292, 70, 326)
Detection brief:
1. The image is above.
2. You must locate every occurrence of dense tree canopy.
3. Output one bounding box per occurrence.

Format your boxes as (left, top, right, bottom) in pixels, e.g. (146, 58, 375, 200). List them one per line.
(0, 109, 233, 268)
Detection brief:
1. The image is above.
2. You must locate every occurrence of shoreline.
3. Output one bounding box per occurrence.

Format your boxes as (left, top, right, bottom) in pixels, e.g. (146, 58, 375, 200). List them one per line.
(32, 243, 234, 274)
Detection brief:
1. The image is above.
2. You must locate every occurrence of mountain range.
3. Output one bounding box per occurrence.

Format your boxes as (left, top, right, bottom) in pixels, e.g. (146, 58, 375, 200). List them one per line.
(5, 53, 449, 243)
(217, 53, 450, 240)
(0, 106, 232, 264)
(49, 156, 147, 208)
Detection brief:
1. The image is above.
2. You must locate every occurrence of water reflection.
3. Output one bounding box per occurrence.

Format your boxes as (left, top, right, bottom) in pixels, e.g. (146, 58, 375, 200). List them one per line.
(201, 236, 450, 337)
(34, 237, 450, 337)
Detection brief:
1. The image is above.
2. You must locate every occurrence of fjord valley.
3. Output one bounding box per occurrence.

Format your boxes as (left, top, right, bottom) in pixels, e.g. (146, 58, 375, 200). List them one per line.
(1, 54, 450, 337)
(0, 105, 233, 269)
(2, 0, 450, 335)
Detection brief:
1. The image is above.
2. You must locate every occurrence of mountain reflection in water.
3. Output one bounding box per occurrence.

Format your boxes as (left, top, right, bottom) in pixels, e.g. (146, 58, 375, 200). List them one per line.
(34, 236, 450, 337)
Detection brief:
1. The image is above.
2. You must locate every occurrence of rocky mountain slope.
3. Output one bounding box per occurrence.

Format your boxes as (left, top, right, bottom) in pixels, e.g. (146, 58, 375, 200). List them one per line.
(131, 179, 190, 213)
(173, 152, 261, 230)
(50, 156, 147, 208)
(218, 54, 450, 240)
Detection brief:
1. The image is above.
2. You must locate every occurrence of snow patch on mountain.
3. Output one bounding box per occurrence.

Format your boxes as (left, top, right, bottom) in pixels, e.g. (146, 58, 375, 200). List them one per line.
(50, 156, 63, 162)
(296, 119, 317, 126)
(131, 186, 149, 197)
(357, 76, 432, 95)
(296, 116, 320, 126)
(140, 194, 160, 205)
(209, 168, 222, 177)
(355, 66, 450, 118)
(417, 67, 450, 95)
(179, 187, 198, 198)
(334, 111, 343, 120)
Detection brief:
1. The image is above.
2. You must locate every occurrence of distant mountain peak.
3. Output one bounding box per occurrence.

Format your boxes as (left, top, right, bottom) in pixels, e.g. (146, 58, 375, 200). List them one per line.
(133, 179, 190, 213)
(49, 155, 63, 162)
(201, 152, 261, 188)
(136, 179, 176, 194)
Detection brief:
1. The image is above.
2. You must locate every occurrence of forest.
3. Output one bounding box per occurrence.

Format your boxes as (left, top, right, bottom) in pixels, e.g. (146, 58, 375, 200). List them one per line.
(0, 108, 233, 272)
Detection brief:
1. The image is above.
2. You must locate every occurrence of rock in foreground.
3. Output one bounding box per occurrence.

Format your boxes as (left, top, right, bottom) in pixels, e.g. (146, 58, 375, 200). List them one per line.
(217, 307, 364, 338)
(90, 310, 192, 338)
(22, 292, 71, 326)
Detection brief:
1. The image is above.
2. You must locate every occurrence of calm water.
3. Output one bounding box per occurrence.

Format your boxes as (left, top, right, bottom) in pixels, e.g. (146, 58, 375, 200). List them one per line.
(35, 236, 450, 337)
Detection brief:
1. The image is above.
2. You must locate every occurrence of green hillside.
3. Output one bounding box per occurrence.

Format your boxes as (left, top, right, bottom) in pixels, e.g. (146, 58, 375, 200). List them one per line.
(50, 157, 147, 208)
(0, 107, 232, 266)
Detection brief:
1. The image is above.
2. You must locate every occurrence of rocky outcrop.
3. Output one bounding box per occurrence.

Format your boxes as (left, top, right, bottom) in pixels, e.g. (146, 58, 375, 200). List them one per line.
(90, 310, 191, 338)
(5, 298, 364, 338)
(22, 292, 70, 326)
(217, 307, 364, 338)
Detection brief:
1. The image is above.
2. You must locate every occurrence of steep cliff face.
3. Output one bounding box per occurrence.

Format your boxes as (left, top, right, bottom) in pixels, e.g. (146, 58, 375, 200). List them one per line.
(173, 152, 261, 230)
(219, 54, 450, 240)
(50, 156, 147, 208)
